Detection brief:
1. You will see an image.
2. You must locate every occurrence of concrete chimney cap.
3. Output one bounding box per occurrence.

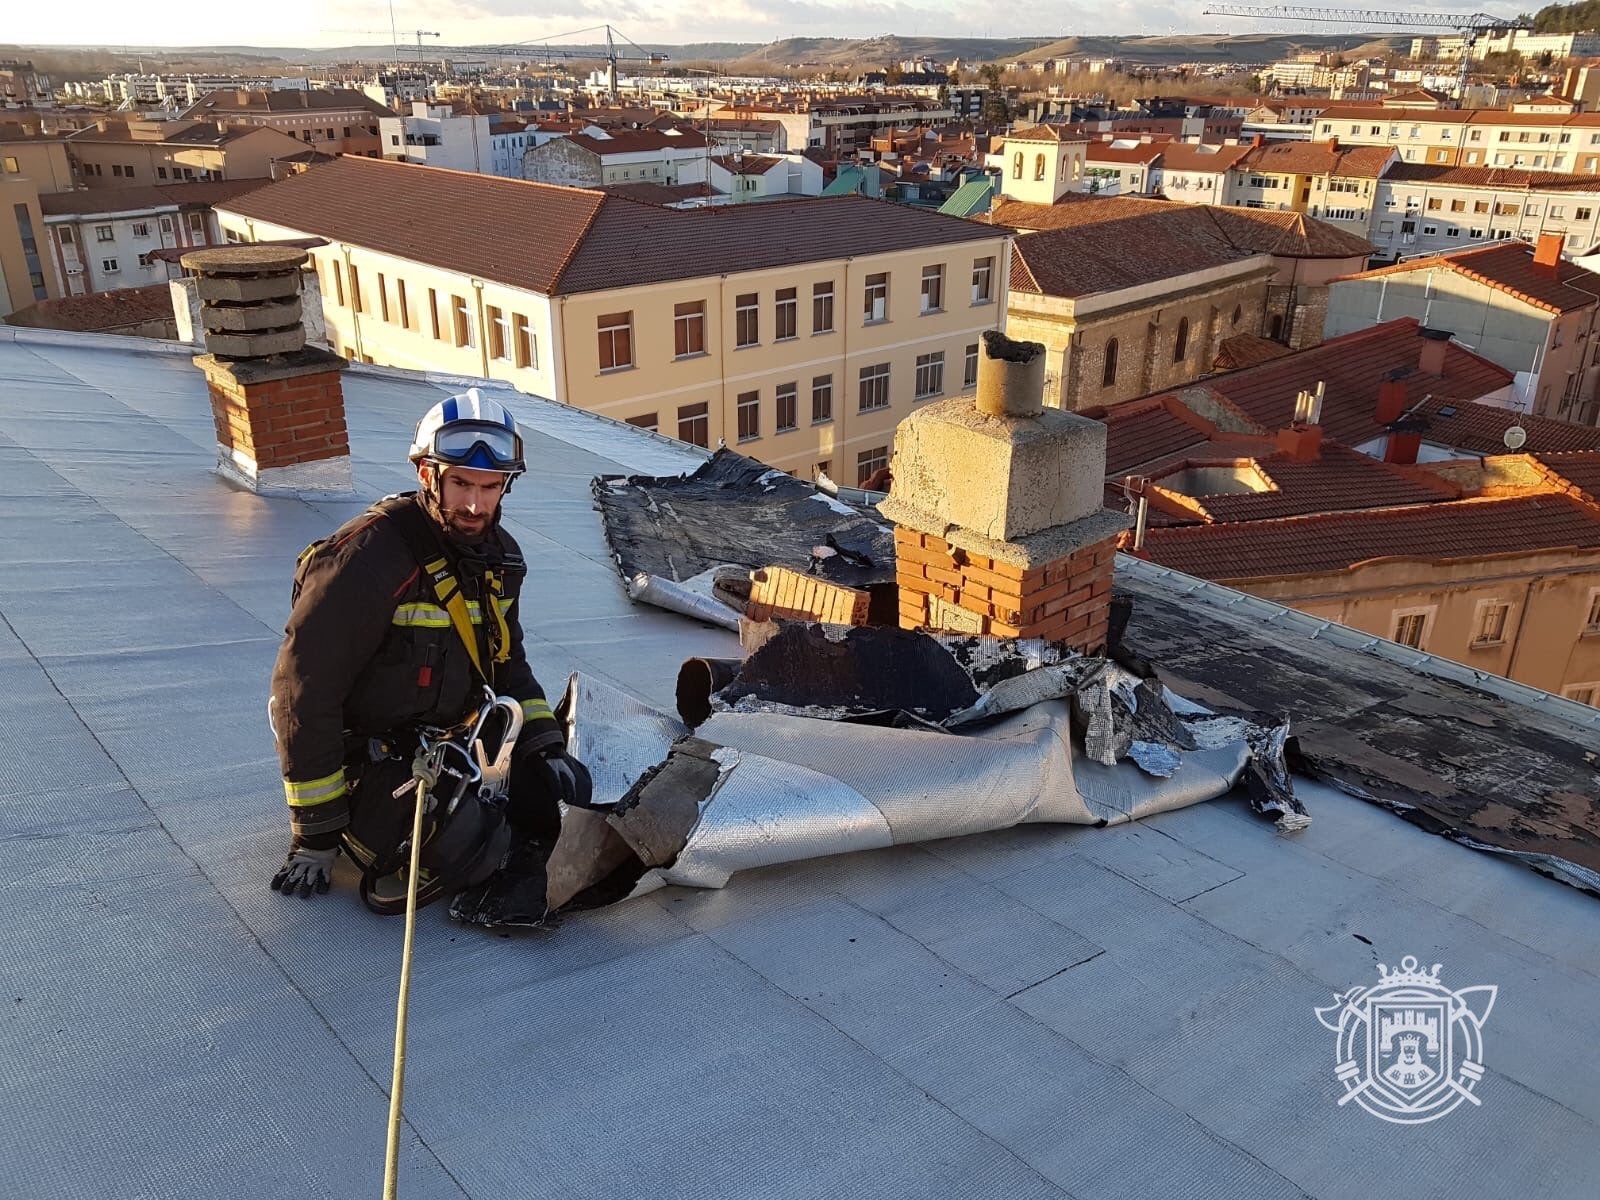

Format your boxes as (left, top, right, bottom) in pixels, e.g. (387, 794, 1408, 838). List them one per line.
(1417, 326, 1453, 343)
(181, 245, 308, 276)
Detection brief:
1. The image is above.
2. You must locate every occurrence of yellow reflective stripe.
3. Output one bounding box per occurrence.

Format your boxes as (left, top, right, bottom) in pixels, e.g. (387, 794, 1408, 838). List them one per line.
(284, 770, 347, 807)
(521, 698, 555, 723)
(496, 597, 513, 615)
(393, 601, 507, 627)
(393, 602, 452, 628)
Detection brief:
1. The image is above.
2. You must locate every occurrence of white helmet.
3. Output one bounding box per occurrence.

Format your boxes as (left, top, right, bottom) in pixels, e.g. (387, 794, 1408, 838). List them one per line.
(408, 389, 525, 476)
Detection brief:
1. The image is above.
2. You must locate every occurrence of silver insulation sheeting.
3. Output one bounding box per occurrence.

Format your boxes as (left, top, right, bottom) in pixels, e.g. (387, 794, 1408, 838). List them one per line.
(549, 656, 1292, 911)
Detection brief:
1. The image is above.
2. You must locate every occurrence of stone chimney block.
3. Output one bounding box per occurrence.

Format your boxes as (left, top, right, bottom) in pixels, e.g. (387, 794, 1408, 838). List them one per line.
(182, 245, 353, 497)
(880, 331, 1131, 654)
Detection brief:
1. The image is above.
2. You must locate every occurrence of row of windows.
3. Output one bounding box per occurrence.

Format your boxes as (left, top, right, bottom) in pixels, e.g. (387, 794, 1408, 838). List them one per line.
(1319, 121, 1600, 148)
(1097, 309, 1237, 388)
(1393, 591, 1600, 654)
(626, 347, 984, 452)
(323, 260, 539, 369)
(1009, 151, 1083, 184)
(599, 260, 995, 372)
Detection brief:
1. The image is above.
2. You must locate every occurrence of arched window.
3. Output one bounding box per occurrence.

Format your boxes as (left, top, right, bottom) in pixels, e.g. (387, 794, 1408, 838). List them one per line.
(1270, 314, 1284, 341)
(1102, 338, 1119, 388)
(1012, 152, 1023, 179)
(1071, 156, 1082, 182)
(1035, 153, 1046, 181)
(1174, 317, 1190, 363)
(1232, 303, 1242, 326)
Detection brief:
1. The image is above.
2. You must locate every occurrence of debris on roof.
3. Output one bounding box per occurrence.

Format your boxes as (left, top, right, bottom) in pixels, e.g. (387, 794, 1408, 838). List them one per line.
(592, 449, 896, 628)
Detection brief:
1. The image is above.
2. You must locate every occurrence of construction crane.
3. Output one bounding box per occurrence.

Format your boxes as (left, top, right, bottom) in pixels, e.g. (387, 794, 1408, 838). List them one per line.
(1203, 6, 1529, 102)
(464, 24, 669, 99)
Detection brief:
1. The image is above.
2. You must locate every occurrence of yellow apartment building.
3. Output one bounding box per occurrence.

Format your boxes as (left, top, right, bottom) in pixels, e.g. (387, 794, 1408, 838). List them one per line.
(218, 156, 1011, 481)
(63, 121, 309, 188)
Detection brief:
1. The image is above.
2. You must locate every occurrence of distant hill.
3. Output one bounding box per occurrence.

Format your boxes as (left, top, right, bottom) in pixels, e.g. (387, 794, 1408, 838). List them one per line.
(10, 31, 1415, 75)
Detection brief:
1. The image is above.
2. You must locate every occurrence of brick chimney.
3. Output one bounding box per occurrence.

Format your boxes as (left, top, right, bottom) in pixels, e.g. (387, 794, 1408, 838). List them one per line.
(879, 331, 1131, 652)
(1375, 375, 1410, 424)
(1326, 135, 1340, 151)
(183, 245, 353, 496)
(1534, 230, 1565, 271)
(1417, 326, 1452, 375)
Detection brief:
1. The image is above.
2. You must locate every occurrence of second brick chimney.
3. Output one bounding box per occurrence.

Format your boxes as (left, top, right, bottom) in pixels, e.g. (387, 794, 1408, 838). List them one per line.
(1534, 230, 1565, 271)
(879, 331, 1131, 653)
(1417, 326, 1452, 376)
(183, 245, 353, 496)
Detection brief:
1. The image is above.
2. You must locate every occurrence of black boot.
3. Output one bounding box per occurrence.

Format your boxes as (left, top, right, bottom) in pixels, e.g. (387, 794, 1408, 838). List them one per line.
(448, 837, 554, 929)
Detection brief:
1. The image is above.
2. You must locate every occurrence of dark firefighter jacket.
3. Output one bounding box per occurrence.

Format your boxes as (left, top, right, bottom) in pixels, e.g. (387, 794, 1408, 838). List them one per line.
(270, 493, 562, 841)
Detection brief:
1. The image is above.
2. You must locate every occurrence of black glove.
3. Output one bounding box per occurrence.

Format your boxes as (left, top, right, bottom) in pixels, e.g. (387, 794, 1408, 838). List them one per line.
(539, 749, 593, 808)
(271, 845, 337, 897)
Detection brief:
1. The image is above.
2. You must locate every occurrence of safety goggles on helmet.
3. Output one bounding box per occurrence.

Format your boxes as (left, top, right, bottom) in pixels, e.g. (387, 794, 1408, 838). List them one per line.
(425, 420, 525, 474)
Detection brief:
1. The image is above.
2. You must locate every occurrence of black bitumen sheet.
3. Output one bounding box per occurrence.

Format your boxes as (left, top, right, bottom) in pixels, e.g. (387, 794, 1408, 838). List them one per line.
(592, 448, 896, 587)
(1117, 574, 1600, 895)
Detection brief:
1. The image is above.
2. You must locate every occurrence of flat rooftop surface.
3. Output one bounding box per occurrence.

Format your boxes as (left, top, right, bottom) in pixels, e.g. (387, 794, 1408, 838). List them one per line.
(2, 329, 1599, 1199)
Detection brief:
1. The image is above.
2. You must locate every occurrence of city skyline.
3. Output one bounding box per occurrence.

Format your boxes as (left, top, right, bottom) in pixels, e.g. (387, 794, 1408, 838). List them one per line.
(6, 1, 1531, 54)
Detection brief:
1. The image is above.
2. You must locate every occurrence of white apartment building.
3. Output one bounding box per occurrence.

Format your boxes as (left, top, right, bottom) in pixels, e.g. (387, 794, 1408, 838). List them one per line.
(1366, 164, 1600, 259)
(706, 153, 824, 200)
(1312, 106, 1600, 174)
(216, 155, 1011, 480)
(378, 103, 535, 178)
(523, 127, 716, 188)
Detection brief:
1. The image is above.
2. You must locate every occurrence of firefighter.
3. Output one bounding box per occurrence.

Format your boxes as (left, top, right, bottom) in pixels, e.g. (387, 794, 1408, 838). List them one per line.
(267, 389, 589, 925)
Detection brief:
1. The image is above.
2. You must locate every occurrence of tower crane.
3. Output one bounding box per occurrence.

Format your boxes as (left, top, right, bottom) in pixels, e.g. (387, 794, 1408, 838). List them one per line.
(1202, 6, 1530, 103)
(463, 24, 669, 100)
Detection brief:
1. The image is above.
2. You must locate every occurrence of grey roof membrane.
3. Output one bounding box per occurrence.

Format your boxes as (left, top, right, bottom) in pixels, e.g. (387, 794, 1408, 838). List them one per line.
(1, 327, 1598, 1200)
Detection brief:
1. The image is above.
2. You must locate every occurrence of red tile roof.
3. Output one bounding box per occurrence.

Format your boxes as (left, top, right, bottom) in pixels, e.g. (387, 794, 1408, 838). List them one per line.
(1535, 451, 1600, 501)
(1238, 141, 1395, 179)
(1213, 333, 1293, 371)
(2, 283, 173, 333)
(184, 87, 394, 117)
(1384, 162, 1600, 192)
(1418, 394, 1600, 455)
(1091, 394, 1228, 476)
(1157, 142, 1253, 173)
(218, 155, 1002, 297)
(37, 179, 269, 216)
(564, 129, 710, 155)
(1194, 318, 1515, 448)
(1085, 143, 1164, 165)
(1337, 241, 1600, 314)
(1141, 494, 1600, 581)
(1001, 124, 1084, 144)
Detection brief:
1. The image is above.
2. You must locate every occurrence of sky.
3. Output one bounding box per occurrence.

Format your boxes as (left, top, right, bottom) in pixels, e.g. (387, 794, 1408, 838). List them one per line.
(6, 1, 1534, 50)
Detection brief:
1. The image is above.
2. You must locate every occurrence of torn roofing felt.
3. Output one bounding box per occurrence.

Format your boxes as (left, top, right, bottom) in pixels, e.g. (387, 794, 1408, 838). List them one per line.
(1116, 567, 1600, 895)
(592, 447, 896, 600)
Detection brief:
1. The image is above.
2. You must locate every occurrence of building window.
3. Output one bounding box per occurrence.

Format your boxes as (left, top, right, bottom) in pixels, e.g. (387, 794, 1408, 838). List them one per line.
(397, 279, 410, 330)
(775, 287, 798, 340)
(1561, 682, 1599, 707)
(914, 351, 945, 399)
(131, 221, 150, 237)
(95, 224, 114, 242)
(330, 261, 346, 307)
(813, 281, 835, 333)
(513, 314, 536, 368)
(101, 257, 119, 273)
(1, 156, 16, 173)
(1012, 151, 1023, 179)
(625, 413, 658, 433)
(812, 374, 833, 424)
(1034, 153, 1046, 181)
(735, 292, 759, 347)
(1102, 338, 1119, 388)
(972, 257, 993, 304)
(857, 445, 889, 486)
(964, 343, 979, 388)
(349, 265, 364, 313)
(377, 273, 390, 321)
(864, 272, 888, 323)
(57, 226, 73, 245)
(673, 300, 706, 357)
(920, 264, 944, 314)
(1583, 588, 1600, 634)
(187, 212, 205, 238)
(678, 401, 709, 448)
(451, 295, 474, 348)
(1392, 607, 1433, 650)
(775, 382, 798, 432)
(858, 362, 891, 411)
(1471, 600, 1510, 646)
(737, 390, 760, 441)
(428, 287, 440, 338)
(598, 311, 632, 370)
(488, 306, 511, 360)
(815, 460, 831, 480)
(1580, 207, 1594, 221)
(1173, 317, 1190, 363)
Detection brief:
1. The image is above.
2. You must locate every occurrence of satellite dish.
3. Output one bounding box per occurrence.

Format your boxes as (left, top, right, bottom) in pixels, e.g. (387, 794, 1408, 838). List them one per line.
(1503, 424, 1528, 451)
